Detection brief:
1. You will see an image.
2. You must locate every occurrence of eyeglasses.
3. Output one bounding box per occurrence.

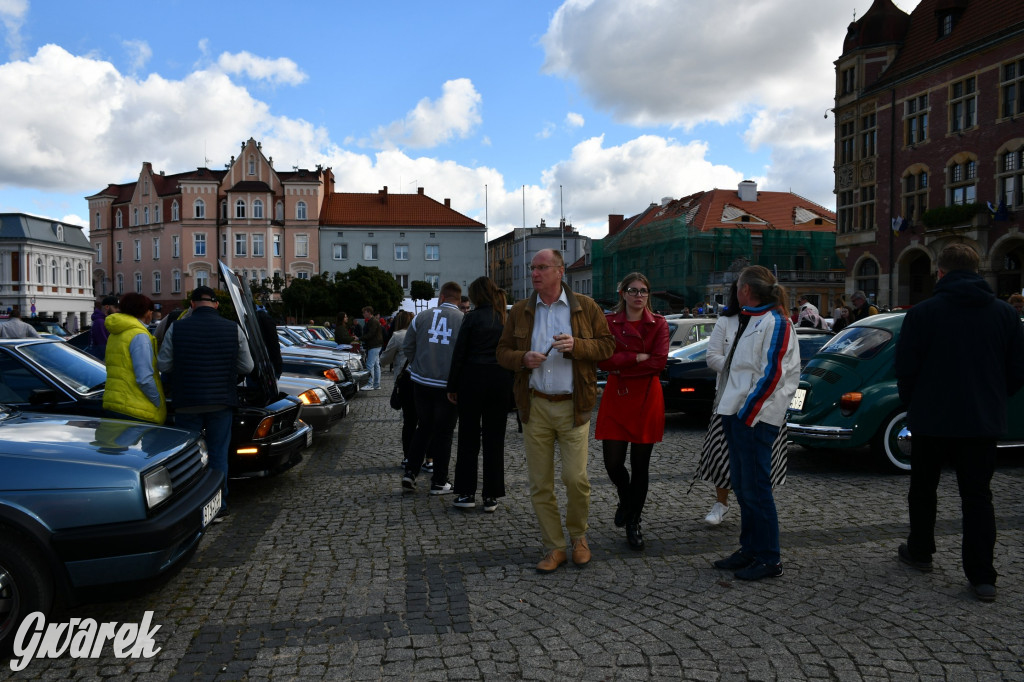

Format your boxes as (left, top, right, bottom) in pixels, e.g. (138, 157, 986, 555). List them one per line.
(529, 264, 559, 272)
(624, 288, 650, 297)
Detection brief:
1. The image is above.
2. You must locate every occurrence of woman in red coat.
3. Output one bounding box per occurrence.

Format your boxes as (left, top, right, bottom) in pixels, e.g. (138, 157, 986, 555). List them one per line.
(596, 272, 669, 550)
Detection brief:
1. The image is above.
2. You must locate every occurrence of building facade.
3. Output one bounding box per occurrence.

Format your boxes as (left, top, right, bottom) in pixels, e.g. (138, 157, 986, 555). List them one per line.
(319, 186, 486, 296)
(834, 0, 1024, 306)
(87, 138, 327, 310)
(486, 220, 589, 302)
(0, 213, 94, 329)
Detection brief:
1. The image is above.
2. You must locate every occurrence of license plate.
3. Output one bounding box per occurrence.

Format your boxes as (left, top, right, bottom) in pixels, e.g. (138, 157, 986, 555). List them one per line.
(202, 490, 222, 527)
(789, 388, 806, 412)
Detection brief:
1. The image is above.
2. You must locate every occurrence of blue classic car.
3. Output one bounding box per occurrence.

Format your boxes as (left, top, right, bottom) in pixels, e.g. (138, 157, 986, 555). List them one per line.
(0, 408, 222, 652)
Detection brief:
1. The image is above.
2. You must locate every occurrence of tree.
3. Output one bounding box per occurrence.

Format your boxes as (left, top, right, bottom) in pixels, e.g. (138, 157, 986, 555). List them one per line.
(333, 265, 404, 317)
(410, 280, 434, 302)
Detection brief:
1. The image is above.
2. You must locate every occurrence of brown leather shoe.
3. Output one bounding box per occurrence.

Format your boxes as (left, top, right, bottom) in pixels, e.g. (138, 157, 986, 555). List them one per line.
(536, 548, 567, 574)
(571, 536, 591, 567)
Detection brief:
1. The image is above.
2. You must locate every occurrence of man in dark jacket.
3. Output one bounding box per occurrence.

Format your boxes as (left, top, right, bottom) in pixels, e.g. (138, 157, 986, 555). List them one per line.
(87, 296, 118, 359)
(894, 244, 1024, 602)
(157, 286, 254, 517)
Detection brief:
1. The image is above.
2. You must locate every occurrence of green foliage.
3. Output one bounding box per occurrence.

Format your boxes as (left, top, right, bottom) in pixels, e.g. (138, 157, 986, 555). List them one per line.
(276, 265, 404, 320)
(410, 280, 435, 302)
(921, 203, 985, 228)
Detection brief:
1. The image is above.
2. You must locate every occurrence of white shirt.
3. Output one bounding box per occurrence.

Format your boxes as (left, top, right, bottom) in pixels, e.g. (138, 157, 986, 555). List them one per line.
(529, 289, 573, 394)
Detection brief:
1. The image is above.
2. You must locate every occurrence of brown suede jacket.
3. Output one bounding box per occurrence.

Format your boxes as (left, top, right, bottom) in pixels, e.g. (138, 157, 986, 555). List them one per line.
(496, 284, 615, 426)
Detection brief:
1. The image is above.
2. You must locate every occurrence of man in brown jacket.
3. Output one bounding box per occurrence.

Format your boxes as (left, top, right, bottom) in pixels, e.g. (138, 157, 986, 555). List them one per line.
(496, 248, 614, 573)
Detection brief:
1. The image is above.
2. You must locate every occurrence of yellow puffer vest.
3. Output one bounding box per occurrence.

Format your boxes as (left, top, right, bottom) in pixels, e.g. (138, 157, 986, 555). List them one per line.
(102, 313, 166, 424)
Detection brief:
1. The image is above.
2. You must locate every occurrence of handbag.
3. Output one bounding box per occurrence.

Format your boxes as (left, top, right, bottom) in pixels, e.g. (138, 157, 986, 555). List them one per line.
(390, 361, 409, 410)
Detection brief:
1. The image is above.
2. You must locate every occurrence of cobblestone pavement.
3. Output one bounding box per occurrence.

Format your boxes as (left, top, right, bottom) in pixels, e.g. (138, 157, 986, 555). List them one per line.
(10, 371, 1024, 680)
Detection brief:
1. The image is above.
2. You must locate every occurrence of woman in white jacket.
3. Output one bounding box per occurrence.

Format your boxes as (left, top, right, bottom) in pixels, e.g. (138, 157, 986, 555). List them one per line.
(711, 266, 800, 582)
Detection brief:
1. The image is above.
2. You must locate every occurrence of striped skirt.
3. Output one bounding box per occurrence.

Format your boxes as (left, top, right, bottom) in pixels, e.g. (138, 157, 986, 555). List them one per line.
(693, 413, 788, 490)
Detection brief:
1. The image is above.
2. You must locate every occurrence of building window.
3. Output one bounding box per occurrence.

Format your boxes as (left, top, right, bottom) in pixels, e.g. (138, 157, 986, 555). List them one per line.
(143, 179, 149, 195)
(235, 234, 247, 257)
(857, 186, 875, 231)
(948, 158, 977, 205)
(425, 244, 440, 261)
(116, 273, 124, 294)
(395, 244, 409, 260)
(171, 201, 179, 221)
(949, 77, 977, 132)
(195, 270, 209, 288)
(253, 233, 264, 257)
(221, 200, 228, 221)
(855, 259, 878, 299)
(840, 121, 855, 164)
(903, 169, 929, 224)
(860, 113, 877, 158)
(837, 190, 854, 234)
(998, 147, 1024, 208)
(275, 201, 284, 221)
(1001, 59, 1024, 119)
(133, 239, 141, 261)
(194, 199, 205, 219)
(248, 155, 255, 175)
(133, 208, 138, 226)
(49, 258, 56, 284)
(363, 243, 378, 260)
(904, 94, 929, 145)
(172, 270, 181, 293)
(296, 271, 310, 280)
(296, 201, 307, 220)
(116, 241, 123, 263)
(154, 204, 160, 223)
(152, 237, 160, 260)
(94, 212, 101, 230)
(134, 272, 142, 294)
(63, 260, 70, 285)
(235, 199, 246, 219)
(96, 243, 102, 264)
(172, 235, 180, 258)
(194, 233, 206, 256)
(273, 234, 281, 257)
(333, 243, 348, 260)
(77, 263, 84, 287)
(143, 206, 149, 225)
(295, 234, 309, 258)
(153, 272, 161, 294)
(396, 274, 409, 289)
(425, 274, 440, 290)
(841, 66, 855, 95)
(253, 199, 263, 219)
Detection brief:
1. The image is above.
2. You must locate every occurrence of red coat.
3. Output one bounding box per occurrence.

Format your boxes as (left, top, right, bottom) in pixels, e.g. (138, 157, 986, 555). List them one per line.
(595, 309, 669, 443)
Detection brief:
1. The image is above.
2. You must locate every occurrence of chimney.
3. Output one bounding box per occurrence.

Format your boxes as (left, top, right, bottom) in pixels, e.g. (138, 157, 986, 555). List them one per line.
(379, 186, 388, 204)
(417, 187, 424, 195)
(738, 180, 758, 202)
(661, 196, 673, 206)
(608, 214, 625, 236)
(444, 198, 451, 208)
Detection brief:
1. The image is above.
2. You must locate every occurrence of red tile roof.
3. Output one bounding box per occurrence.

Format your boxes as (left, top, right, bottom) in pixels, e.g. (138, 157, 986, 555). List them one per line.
(630, 188, 835, 234)
(321, 188, 484, 228)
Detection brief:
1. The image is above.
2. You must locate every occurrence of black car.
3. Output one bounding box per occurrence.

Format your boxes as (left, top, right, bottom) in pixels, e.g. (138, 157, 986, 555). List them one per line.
(661, 327, 834, 414)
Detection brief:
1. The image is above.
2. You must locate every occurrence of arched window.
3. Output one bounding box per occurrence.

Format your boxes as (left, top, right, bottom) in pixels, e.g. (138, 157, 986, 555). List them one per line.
(133, 208, 138, 226)
(116, 210, 123, 228)
(94, 212, 101, 230)
(947, 155, 978, 206)
(35, 257, 43, 282)
(77, 262, 84, 287)
(171, 200, 179, 221)
(50, 258, 58, 283)
(64, 261, 71, 285)
(235, 199, 247, 219)
(143, 206, 149, 224)
(135, 272, 142, 293)
(154, 204, 160, 223)
(296, 201, 307, 220)
(194, 198, 206, 219)
(253, 199, 263, 219)
(275, 201, 284, 221)
(248, 155, 255, 175)
(116, 273, 124, 294)
(172, 270, 181, 293)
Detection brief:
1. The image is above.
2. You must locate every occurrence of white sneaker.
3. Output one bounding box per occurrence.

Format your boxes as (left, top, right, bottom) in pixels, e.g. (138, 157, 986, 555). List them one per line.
(704, 502, 729, 526)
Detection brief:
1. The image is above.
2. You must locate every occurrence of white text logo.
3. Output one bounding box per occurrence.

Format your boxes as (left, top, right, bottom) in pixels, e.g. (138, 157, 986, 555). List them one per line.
(10, 611, 162, 672)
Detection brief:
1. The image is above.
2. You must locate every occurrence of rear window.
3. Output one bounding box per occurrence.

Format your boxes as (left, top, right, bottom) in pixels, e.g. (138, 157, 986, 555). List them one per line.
(818, 326, 892, 360)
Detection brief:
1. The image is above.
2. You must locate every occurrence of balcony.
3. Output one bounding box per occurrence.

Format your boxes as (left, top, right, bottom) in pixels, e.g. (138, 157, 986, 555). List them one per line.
(707, 270, 845, 285)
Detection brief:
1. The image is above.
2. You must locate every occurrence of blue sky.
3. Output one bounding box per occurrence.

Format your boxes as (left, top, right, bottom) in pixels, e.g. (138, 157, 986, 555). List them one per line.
(0, 0, 921, 241)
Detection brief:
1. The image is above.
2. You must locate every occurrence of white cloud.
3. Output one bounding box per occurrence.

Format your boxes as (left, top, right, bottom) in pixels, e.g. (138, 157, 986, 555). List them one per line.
(565, 112, 584, 128)
(536, 122, 556, 139)
(216, 50, 307, 86)
(122, 39, 152, 74)
(0, 0, 27, 59)
(365, 78, 482, 149)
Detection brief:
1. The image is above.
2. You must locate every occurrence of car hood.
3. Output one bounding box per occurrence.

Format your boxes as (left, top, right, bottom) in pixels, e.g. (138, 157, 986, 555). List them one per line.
(277, 374, 335, 394)
(219, 260, 279, 406)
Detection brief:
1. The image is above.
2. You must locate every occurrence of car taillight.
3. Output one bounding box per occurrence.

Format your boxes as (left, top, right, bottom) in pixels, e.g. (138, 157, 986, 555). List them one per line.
(839, 392, 862, 416)
(678, 387, 696, 393)
(255, 416, 274, 438)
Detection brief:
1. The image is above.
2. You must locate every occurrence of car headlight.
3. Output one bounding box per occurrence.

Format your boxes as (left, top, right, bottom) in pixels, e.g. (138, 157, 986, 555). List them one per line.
(347, 358, 362, 371)
(298, 388, 328, 405)
(198, 438, 209, 468)
(143, 467, 174, 510)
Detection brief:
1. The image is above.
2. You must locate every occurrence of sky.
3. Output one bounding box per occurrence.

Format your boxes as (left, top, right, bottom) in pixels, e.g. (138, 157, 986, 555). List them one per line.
(0, 0, 922, 242)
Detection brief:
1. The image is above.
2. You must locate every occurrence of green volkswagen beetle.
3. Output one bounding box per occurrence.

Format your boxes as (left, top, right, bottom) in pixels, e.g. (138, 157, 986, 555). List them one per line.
(786, 311, 1024, 472)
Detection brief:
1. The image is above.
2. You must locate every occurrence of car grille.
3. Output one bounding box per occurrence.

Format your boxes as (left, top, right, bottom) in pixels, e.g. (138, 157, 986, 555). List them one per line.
(326, 384, 343, 403)
(162, 441, 206, 491)
(806, 366, 842, 384)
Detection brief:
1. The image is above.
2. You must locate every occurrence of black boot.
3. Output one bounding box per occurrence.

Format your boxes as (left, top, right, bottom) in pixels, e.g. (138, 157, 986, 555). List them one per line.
(626, 516, 645, 551)
(614, 489, 629, 528)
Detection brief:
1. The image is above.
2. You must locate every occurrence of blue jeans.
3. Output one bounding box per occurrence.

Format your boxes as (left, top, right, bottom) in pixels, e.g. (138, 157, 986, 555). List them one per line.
(722, 414, 781, 565)
(366, 347, 381, 388)
(174, 408, 233, 505)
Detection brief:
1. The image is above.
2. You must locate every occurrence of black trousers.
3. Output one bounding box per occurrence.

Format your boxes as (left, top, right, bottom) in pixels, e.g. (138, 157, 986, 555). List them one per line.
(407, 383, 458, 486)
(603, 441, 654, 521)
(397, 372, 417, 458)
(453, 364, 512, 498)
(907, 434, 997, 586)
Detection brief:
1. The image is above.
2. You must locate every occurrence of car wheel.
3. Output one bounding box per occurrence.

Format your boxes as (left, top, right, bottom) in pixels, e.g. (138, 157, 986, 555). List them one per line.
(874, 409, 911, 473)
(0, 536, 55, 654)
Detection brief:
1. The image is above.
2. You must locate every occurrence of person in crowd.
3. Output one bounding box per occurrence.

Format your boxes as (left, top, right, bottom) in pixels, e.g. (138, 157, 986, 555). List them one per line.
(101, 293, 165, 424)
(334, 312, 355, 345)
(831, 304, 851, 334)
(158, 286, 254, 520)
(0, 307, 40, 339)
(459, 296, 472, 313)
(380, 310, 418, 468)
(87, 296, 118, 358)
(789, 306, 799, 325)
(595, 272, 669, 550)
(797, 295, 824, 328)
(1008, 293, 1024, 319)
(496, 248, 615, 573)
(401, 282, 465, 495)
(447, 277, 514, 513)
(699, 282, 791, 527)
(850, 290, 878, 322)
(361, 306, 384, 390)
(894, 244, 1024, 602)
(256, 305, 283, 378)
(712, 266, 800, 581)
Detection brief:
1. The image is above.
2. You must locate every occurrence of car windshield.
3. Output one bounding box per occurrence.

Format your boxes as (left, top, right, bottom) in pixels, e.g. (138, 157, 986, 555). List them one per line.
(19, 341, 107, 393)
(818, 326, 893, 360)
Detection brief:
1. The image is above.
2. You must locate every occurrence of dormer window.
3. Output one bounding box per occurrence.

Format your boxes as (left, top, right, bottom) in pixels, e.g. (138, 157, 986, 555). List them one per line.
(248, 155, 255, 176)
(940, 13, 955, 37)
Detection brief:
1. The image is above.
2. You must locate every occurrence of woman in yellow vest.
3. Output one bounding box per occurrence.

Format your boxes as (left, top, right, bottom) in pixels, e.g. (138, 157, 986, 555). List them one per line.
(103, 293, 166, 424)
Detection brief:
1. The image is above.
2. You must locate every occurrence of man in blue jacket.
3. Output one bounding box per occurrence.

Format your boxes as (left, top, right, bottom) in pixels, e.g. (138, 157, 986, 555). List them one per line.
(894, 244, 1024, 602)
